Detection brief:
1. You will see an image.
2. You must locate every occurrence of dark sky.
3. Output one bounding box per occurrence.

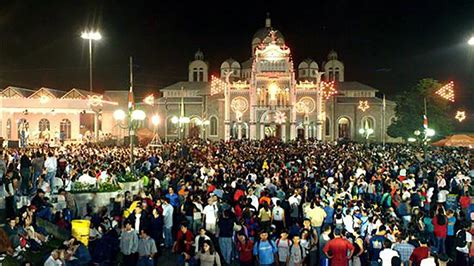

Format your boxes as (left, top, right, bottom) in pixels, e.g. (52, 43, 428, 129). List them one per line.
(1, 0, 473, 128)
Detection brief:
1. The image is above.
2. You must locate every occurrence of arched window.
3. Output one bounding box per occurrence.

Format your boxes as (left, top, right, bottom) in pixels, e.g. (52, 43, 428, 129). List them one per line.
(192, 68, 198, 82)
(39, 118, 50, 132)
(17, 118, 28, 139)
(60, 119, 71, 140)
(361, 116, 375, 130)
(337, 117, 351, 139)
(166, 117, 178, 135)
(209, 116, 218, 136)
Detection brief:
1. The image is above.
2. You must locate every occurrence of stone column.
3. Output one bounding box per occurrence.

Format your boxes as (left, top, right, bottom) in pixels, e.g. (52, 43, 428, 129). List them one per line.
(237, 123, 242, 139)
(281, 124, 286, 142)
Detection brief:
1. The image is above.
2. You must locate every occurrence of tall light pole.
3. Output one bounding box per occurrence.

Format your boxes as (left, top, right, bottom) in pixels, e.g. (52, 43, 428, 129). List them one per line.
(81, 30, 102, 92)
(468, 36, 474, 46)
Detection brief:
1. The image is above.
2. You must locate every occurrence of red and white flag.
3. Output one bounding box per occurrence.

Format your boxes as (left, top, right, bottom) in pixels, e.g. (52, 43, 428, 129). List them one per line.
(423, 115, 428, 129)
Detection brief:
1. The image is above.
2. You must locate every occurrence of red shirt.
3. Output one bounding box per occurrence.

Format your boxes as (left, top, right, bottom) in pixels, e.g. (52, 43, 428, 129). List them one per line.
(323, 237, 355, 266)
(460, 195, 470, 209)
(409, 246, 429, 266)
(237, 239, 254, 263)
(432, 216, 447, 238)
(175, 229, 194, 254)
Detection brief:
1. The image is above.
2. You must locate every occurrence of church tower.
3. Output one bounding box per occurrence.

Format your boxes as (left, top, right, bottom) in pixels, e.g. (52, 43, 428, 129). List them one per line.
(188, 50, 208, 82)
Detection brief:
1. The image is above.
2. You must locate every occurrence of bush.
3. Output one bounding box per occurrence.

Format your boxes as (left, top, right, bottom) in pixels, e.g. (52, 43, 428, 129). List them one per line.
(117, 171, 139, 183)
(71, 182, 121, 193)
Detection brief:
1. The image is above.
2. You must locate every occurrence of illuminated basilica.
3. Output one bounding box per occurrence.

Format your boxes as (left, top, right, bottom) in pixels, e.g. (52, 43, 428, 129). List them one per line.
(156, 16, 398, 142)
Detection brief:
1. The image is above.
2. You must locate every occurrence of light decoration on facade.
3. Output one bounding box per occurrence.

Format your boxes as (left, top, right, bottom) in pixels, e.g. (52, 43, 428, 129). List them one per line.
(455, 111, 466, 122)
(320, 81, 337, 99)
(231, 97, 249, 115)
(88, 95, 103, 106)
(295, 97, 316, 114)
(210, 75, 226, 96)
(268, 82, 279, 101)
(39, 95, 50, 104)
(274, 111, 287, 124)
(143, 94, 154, 105)
(232, 80, 250, 89)
(435, 81, 455, 102)
(358, 100, 370, 112)
(296, 80, 316, 89)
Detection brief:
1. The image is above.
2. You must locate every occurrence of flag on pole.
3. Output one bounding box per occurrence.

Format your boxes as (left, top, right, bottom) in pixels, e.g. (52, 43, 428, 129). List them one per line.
(128, 88, 134, 111)
(423, 115, 428, 129)
(382, 94, 386, 111)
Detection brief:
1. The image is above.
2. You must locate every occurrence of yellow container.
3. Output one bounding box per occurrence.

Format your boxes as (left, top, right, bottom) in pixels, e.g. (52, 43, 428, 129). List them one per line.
(71, 220, 91, 246)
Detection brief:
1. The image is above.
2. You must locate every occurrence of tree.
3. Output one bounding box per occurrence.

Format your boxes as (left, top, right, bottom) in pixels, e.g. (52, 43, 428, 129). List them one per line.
(387, 78, 453, 140)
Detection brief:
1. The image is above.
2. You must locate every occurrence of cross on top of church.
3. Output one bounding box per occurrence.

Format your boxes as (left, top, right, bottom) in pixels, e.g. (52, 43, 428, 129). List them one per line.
(269, 30, 278, 43)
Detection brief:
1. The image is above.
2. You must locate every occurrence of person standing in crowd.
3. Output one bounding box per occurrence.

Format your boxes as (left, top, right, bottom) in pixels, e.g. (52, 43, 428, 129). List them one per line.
(319, 225, 332, 266)
(19, 151, 32, 196)
(44, 152, 57, 193)
(217, 209, 234, 265)
(137, 229, 157, 266)
(237, 231, 254, 266)
(287, 234, 305, 266)
(271, 200, 286, 234)
(162, 197, 174, 248)
(276, 230, 291, 266)
(30, 152, 44, 195)
(455, 222, 472, 266)
(120, 220, 139, 265)
(202, 197, 218, 235)
(193, 239, 221, 266)
(392, 232, 415, 266)
(173, 223, 194, 266)
(322, 228, 355, 266)
(253, 231, 277, 266)
(369, 225, 388, 265)
(149, 207, 164, 255)
(409, 238, 430, 266)
(378, 239, 399, 266)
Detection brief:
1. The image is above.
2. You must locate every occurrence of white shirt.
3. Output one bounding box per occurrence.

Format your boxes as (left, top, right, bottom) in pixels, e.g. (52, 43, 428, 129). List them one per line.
(456, 230, 472, 253)
(44, 157, 57, 172)
(202, 204, 217, 224)
(248, 194, 259, 210)
(379, 248, 399, 266)
(343, 214, 354, 233)
(44, 255, 62, 266)
(134, 213, 141, 232)
(272, 206, 284, 221)
(437, 190, 449, 203)
(420, 257, 436, 266)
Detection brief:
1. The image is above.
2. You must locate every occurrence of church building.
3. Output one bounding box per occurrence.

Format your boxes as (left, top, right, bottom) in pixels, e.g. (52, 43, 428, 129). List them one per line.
(156, 16, 398, 142)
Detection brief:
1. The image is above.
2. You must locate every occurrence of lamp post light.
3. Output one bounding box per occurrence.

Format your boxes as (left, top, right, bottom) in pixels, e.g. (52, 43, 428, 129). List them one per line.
(468, 36, 474, 46)
(358, 127, 374, 142)
(195, 118, 210, 139)
(171, 115, 190, 139)
(81, 30, 102, 92)
(412, 128, 435, 160)
(114, 109, 146, 172)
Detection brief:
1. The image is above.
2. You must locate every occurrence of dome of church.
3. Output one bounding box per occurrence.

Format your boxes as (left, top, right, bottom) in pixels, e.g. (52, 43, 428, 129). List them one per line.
(328, 50, 338, 60)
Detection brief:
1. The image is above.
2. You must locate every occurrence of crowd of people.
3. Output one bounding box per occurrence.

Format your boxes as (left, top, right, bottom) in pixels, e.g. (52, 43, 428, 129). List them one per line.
(0, 138, 472, 266)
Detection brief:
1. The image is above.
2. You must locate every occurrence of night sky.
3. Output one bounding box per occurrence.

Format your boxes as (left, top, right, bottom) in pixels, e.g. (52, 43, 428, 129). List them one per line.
(1, 0, 473, 129)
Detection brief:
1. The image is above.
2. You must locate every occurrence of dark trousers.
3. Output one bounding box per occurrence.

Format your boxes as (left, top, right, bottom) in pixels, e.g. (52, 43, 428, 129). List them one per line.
(123, 253, 137, 266)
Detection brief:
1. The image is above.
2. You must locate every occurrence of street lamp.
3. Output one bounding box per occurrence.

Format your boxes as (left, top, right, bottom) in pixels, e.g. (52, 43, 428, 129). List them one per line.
(171, 115, 190, 139)
(468, 36, 474, 46)
(81, 30, 102, 92)
(359, 128, 374, 140)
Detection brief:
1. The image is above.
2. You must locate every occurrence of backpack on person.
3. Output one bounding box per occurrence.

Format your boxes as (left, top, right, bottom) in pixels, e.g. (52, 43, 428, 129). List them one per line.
(289, 243, 306, 257)
(455, 229, 467, 248)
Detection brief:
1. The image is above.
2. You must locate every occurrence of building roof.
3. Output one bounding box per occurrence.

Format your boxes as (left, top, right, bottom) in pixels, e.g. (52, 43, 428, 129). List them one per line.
(336, 97, 395, 105)
(241, 58, 253, 69)
(156, 97, 203, 104)
(338, 81, 379, 92)
(160, 81, 210, 91)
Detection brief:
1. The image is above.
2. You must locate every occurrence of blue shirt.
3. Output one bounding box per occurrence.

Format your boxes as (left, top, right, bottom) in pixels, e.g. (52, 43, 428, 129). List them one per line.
(166, 193, 180, 208)
(253, 240, 277, 265)
(369, 235, 387, 261)
(323, 206, 334, 224)
(447, 216, 456, 236)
